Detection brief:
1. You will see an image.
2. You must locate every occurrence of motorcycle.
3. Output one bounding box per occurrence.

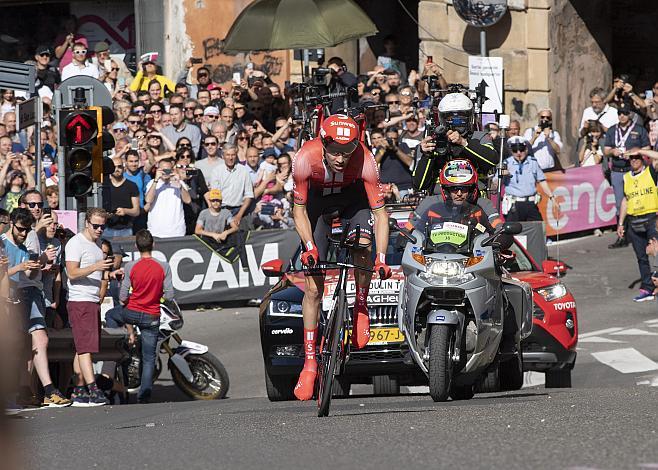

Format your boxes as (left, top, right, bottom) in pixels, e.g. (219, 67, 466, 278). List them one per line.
(120, 300, 230, 401)
(397, 200, 533, 401)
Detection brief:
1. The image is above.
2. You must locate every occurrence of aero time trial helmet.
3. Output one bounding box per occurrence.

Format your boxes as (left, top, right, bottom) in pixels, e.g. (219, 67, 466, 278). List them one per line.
(320, 114, 359, 154)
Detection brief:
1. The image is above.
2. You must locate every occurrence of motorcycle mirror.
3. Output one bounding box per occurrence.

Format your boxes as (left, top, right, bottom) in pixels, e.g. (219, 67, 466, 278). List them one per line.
(501, 222, 523, 235)
(388, 218, 418, 244)
(261, 259, 285, 277)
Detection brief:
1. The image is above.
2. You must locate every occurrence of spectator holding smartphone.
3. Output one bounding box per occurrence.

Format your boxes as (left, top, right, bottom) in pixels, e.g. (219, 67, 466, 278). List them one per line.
(3, 208, 70, 407)
(65, 208, 120, 406)
(144, 158, 191, 238)
(38, 209, 62, 328)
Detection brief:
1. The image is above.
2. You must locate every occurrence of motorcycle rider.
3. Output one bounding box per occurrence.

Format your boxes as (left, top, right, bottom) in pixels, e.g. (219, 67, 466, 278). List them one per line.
(412, 92, 498, 193)
(410, 159, 496, 235)
(409, 159, 502, 231)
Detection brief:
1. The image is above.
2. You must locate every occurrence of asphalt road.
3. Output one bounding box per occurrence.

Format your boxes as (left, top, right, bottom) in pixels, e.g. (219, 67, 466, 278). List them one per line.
(11, 231, 658, 469)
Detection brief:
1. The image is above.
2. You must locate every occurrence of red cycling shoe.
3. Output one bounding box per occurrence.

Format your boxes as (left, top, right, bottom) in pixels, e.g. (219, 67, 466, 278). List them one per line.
(351, 304, 370, 350)
(294, 363, 317, 401)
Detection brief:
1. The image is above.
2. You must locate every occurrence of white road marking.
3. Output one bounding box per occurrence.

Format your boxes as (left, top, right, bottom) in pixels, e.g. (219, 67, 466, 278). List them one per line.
(610, 328, 658, 336)
(591, 348, 658, 374)
(643, 319, 658, 324)
(522, 371, 545, 388)
(635, 378, 658, 386)
(578, 336, 625, 343)
(580, 327, 624, 338)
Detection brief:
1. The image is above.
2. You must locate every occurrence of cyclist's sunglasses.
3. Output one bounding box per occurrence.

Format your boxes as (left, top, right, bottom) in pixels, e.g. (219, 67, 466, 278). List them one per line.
(510, 144, 527, 153)
(448, 185, 471, 194)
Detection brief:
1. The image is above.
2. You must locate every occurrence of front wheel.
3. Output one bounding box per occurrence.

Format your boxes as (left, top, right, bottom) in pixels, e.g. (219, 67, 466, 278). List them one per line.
(171, 352, 230, 400)
(428, 325, 455, 402)
(317, 290, 347, 416)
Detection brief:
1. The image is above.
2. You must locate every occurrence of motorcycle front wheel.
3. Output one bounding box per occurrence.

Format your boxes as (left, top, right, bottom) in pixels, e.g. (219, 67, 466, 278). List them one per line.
(171, 352, 230, 400)
(428, 325, 455, 402)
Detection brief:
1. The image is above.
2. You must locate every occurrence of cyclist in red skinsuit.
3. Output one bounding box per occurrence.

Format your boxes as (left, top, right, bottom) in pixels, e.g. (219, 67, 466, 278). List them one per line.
(291, 114, 392, 401)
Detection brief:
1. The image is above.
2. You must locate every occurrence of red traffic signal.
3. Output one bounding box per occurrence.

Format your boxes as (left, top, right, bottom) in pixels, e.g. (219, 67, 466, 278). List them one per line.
(64, 111, 98, 146)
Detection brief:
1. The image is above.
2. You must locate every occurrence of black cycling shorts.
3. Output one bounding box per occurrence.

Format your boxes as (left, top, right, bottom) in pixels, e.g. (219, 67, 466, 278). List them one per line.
(305, 181, 374, 264)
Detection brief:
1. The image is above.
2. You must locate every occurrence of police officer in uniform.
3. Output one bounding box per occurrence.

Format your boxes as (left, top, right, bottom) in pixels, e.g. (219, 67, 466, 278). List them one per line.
(604, 103, 650, 249)
(499, 136, 555, 222)
(617, 149, 658, 302)
(413, 92, 498, 193)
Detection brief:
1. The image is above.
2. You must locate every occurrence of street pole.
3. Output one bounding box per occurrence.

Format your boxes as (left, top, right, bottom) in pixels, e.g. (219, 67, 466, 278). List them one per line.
(480, 29, 487, 57)
(34, 96, 42, 192)
(303, 49, 310, 81)
(53, 90, 66, 211)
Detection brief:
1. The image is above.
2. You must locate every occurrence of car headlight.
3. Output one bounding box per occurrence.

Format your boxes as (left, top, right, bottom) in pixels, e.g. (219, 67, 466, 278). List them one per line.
(271, 300, 303, 314)
(419, 260, 474, 286)
(535, 283, 568, 302)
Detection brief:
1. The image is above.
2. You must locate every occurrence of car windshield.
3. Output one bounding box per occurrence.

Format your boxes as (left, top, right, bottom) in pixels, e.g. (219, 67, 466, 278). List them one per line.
(506, 241, 537, 273)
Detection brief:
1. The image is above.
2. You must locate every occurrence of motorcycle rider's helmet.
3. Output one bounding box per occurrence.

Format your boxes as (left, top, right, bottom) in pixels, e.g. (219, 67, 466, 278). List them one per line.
(320, 114, 360, 154)
(439, 159, 479, 204)
(438, 92, 474, 136)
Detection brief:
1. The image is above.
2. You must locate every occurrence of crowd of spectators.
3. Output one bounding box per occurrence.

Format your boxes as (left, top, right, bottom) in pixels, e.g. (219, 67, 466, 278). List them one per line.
(3, 30, 501, 236)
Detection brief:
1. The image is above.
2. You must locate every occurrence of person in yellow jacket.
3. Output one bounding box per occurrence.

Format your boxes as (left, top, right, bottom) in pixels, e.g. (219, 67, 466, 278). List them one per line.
(617, 148, 658, 302)
(129, 59, 176, 98)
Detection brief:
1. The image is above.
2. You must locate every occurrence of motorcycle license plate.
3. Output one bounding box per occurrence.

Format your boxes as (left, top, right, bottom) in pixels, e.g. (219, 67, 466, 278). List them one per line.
(347, 327, 405, 345)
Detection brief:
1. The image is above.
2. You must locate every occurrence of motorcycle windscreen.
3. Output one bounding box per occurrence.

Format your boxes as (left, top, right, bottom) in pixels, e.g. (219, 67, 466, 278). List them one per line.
(424, 221, 473, 255)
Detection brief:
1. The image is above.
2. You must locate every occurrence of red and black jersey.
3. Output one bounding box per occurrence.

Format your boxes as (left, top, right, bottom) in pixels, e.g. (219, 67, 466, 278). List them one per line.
(292, 138, 385, 210)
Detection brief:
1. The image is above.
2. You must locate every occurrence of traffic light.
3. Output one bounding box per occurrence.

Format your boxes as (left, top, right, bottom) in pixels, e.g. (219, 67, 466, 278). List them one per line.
(61, 106, 115, 198)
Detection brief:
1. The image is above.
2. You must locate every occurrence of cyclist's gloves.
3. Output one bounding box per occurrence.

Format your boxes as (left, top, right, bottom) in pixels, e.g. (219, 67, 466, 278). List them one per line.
(375, 252, 392, 280)
(301, 241, 319, 268)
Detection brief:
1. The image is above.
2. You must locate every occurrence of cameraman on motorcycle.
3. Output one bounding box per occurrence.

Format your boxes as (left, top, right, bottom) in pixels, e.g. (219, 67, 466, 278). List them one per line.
(413, 92, 498, 193)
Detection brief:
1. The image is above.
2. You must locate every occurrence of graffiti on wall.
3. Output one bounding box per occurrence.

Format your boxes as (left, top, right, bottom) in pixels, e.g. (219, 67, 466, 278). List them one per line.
(200, 36, 285, 85)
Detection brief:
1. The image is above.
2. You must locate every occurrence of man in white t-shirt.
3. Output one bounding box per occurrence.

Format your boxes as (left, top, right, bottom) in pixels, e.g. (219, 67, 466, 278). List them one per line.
(60, 42, 100, 81)
(65, 207, 117, 407)
(144, 158, 191, 237)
